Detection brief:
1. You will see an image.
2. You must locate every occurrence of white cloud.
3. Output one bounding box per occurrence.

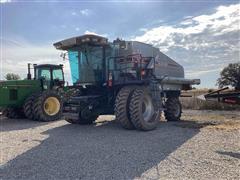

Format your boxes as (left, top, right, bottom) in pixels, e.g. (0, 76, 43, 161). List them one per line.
(0, 0, 11, 3)
(185, 68, 222, 78)
(80, 9, 91, 16)
(70, 9, 92, 17)
(133, 4, 240, 87)
(134, 4, 239, 49)
(71, 11, 77, 16)
(75, 27, 80, 31)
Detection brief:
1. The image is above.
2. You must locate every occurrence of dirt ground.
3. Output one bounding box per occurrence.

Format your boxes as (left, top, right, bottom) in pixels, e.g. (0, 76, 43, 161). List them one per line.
(0, 110, 239, 179)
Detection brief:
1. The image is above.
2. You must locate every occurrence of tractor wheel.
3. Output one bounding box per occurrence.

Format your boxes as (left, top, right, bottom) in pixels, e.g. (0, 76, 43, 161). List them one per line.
(164, 97, 182, 121)
(3, 108, 24, 119)
(65, 113, 98, 125)
(23, 93, 38, 120)
(115, 86, 136, 130)
(33, 91, 63, 121)
(129, 87, 160, 131)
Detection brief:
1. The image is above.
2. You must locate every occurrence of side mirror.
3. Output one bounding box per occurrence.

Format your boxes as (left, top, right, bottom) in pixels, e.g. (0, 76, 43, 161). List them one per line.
(60, 52, 68, 61)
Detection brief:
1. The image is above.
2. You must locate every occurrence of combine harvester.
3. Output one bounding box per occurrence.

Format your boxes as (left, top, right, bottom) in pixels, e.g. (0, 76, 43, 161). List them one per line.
(53, 34, 200, 131)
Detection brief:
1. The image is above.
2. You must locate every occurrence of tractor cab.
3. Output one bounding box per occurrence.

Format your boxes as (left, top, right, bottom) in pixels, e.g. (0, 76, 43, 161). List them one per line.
(27, 64, 65, 89)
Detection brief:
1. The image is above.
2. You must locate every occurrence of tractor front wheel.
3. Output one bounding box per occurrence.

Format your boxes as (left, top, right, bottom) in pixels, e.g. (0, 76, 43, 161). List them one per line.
(33, 91, 63, 121)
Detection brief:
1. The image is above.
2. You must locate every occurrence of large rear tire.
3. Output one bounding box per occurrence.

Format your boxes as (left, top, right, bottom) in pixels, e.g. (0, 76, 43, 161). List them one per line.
(164, 97, 182, 121)
(115, 86, 136, 130)
(23, 93, 38, 120)
(129, 87, 160, 131)
(33, 91, 63, 121)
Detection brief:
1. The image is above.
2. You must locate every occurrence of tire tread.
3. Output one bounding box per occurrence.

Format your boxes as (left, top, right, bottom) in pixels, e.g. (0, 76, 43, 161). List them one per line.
(115, 86, 136, 129)
(164, 97, 182, 121)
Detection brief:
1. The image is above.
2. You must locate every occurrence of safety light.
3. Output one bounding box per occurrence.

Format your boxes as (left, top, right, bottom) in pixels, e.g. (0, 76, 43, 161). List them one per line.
(108, 72, 113, 87)
(141, 70, 146, 76)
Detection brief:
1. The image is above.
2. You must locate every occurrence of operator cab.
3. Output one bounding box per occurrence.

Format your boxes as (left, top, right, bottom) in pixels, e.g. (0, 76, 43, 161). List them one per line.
(54, 35, 109, 86)
(27, 64, 65, 88)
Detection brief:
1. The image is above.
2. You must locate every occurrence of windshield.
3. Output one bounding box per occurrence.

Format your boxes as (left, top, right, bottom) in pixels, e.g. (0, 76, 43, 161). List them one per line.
(35, 67, 63, 81)
(36, 68, 51, 80)
(53, 69, 64, 80)
(68, 46, 103, 84)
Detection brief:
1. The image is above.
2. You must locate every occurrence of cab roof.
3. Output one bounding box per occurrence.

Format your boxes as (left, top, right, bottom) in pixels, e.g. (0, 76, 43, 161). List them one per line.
(35, 64, 63, 69)
(53, 34, 108, 50)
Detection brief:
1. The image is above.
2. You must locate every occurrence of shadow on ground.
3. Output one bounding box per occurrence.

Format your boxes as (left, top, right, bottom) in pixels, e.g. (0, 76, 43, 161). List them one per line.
(0, 117, 58, 132)
(1, 119, 202, 179)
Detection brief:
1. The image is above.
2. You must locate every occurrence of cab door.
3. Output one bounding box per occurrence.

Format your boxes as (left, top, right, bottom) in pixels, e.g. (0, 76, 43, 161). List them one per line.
(36, 67, 52, 89)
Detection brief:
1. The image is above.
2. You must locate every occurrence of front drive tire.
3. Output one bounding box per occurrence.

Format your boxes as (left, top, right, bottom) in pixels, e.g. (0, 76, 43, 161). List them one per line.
(164, 97, 182, 121)
(129, 87, 160, 131)
(33, 91, 63, 122)
(115, 86, 136, 130)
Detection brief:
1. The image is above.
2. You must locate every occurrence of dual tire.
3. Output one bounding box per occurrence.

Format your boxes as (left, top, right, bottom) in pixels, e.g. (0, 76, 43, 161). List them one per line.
(115, 86, 160, 131)
(23, 91, 63, 121)
(2, 108, 25, 119)
(115, 86, 182, 131)
(129, 88, 161, 131)
(4, 91, 63, 122)
(115, 86, 136, 129)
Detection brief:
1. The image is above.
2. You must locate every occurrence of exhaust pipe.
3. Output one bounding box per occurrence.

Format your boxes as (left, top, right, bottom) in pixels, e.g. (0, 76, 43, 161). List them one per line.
(27, 63, 31, 80)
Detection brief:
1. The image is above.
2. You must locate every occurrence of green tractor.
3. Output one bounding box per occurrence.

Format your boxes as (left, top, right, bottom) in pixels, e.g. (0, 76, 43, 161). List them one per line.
(0, 64, 64, 121)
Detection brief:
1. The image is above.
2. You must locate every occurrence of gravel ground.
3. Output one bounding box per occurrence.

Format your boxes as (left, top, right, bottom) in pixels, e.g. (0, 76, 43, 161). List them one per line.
(0, 110, 239, 179)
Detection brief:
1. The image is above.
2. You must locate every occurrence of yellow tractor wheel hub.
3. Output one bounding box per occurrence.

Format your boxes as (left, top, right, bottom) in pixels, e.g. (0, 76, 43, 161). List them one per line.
(43, 97, 60, 116)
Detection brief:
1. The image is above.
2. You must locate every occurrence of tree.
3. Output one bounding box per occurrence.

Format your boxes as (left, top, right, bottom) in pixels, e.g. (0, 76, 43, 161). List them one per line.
(5, 73, 21, 80)
(217, 63, 240, 90)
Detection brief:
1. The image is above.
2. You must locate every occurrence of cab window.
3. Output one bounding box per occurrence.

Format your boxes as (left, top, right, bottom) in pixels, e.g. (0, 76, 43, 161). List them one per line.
(37, 68, 51, 80)
(53, 69, 63, 80)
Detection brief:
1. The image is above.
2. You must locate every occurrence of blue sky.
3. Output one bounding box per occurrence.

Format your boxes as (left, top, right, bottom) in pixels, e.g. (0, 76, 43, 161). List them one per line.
(0, 0, 239, 88)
